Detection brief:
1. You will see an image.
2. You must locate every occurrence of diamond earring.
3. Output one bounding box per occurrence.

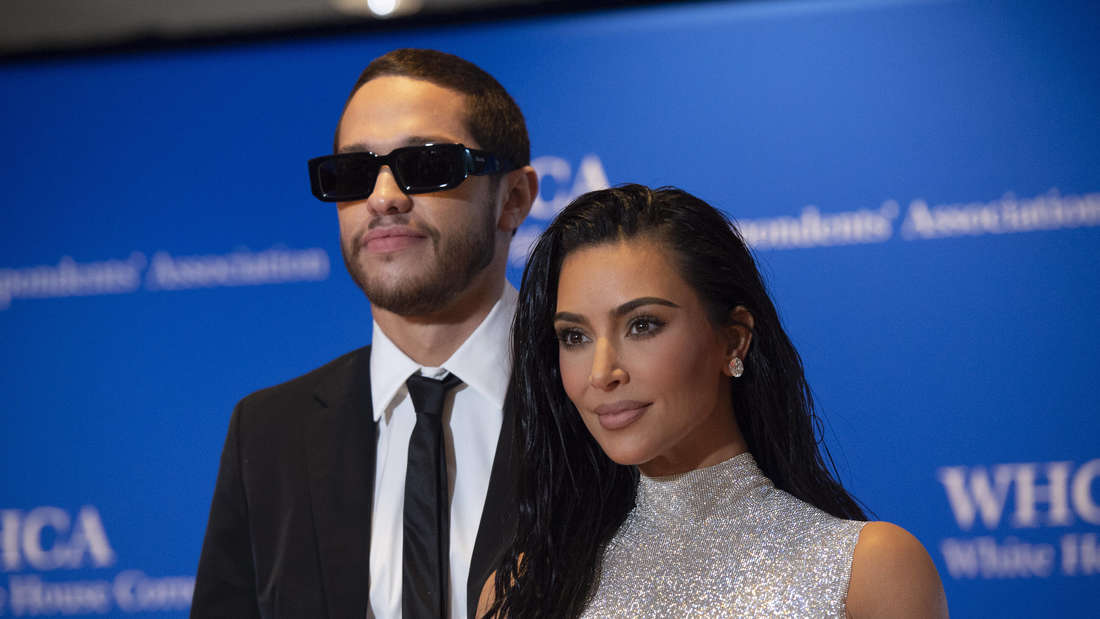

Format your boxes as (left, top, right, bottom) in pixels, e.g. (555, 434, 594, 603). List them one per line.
(728, 356, 744, 378)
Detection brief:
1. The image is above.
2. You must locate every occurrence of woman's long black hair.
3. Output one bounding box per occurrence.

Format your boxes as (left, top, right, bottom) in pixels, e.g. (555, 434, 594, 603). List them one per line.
(490, 185, 866, 617)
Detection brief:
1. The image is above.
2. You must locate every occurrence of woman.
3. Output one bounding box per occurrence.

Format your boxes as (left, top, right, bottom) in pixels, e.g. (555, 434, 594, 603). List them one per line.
(482, 185, 946, 617)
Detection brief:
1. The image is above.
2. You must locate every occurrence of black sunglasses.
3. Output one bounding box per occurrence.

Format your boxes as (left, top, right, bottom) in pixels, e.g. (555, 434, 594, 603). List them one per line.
(308, 143, 515, 202)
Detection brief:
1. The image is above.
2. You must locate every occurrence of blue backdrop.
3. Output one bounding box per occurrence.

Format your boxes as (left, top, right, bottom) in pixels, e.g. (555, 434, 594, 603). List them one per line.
(2, 0, 1098, 616)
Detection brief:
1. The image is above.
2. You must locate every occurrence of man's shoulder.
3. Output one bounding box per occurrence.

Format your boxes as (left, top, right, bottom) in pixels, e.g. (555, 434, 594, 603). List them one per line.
(217, 345, 374, 477)
(235, 345, 371, 416)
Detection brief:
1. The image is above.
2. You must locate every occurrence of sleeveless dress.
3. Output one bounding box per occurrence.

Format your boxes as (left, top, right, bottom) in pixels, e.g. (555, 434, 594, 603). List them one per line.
(579, 453, 866, 618)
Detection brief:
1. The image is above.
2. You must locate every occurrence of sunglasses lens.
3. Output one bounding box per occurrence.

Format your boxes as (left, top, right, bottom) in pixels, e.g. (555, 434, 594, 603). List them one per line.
(309, 144, 483, 202)
(395, 145, 466, 193)
(315, 154, 378, 201)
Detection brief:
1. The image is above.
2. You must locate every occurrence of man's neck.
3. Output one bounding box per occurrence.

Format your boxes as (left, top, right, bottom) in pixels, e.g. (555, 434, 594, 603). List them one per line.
(372, 274, 506, 367)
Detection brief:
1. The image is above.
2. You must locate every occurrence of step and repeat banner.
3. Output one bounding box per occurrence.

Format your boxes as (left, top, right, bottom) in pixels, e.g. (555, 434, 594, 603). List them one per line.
(2, 0, 1097, 616)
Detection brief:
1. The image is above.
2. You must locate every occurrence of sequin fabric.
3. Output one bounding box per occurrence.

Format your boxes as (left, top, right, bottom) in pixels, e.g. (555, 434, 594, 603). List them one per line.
(580, 453, 866, 618)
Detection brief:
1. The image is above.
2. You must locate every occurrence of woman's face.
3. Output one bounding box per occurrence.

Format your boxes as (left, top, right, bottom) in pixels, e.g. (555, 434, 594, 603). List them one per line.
(553, 238, 746, 476)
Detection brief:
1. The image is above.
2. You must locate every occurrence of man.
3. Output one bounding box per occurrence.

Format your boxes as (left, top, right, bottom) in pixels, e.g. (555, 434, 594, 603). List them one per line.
(192, 49, 538, 619)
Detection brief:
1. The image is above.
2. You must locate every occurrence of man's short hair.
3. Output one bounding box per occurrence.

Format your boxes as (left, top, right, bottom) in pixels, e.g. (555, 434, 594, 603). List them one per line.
(336, 48, 530, 169)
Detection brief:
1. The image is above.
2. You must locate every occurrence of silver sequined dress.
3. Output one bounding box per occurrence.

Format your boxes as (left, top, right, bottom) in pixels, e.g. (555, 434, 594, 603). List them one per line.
(580, 452, 866, 618)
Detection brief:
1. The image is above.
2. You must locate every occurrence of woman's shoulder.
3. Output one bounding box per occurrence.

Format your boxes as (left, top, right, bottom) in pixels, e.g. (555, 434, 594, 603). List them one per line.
(846, 521, 948, 619)
(477, 572, 496, 619)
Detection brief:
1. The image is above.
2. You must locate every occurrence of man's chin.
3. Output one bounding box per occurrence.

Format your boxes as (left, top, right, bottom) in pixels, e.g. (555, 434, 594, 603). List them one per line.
(345, 252, 429, 297)
(367, 291, 449, 317)
(356, 273, 447, 315)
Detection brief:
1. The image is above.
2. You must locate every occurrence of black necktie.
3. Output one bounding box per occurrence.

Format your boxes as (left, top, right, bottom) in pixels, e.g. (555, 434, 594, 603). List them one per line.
(403, 372, 463, 619)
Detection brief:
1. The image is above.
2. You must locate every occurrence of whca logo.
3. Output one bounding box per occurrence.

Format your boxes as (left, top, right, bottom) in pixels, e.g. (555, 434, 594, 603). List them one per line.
(0, 506, 114, 572)
(0, 506, 194, 616)
(509, 153, 610, 265)
(936, 459, 1100, 579)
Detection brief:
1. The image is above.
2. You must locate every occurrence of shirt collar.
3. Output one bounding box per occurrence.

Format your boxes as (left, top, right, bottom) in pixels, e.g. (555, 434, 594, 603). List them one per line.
(369, 283, 518, 422)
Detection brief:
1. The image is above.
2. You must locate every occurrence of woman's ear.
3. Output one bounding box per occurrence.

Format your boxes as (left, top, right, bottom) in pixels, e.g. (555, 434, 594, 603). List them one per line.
(724, 306, 755, 368)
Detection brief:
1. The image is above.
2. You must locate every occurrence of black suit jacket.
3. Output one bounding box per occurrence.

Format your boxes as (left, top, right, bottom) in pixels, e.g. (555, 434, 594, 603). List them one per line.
(191, 346, 516, 619)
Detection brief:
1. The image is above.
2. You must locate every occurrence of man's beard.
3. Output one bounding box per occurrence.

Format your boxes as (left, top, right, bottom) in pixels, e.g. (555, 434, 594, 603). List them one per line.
(341, 197, 497, 317)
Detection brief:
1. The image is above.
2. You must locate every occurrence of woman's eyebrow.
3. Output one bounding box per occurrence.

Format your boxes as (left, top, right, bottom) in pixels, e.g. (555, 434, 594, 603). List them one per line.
(552, 311, 587, 325)
(554, 298, 679, 324)
(613, 297, 679, 316)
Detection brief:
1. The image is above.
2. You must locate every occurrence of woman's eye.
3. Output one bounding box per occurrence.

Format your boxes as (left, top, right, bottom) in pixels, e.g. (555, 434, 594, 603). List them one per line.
(556, 329, 589, 347)
(628, 316, 664, 337)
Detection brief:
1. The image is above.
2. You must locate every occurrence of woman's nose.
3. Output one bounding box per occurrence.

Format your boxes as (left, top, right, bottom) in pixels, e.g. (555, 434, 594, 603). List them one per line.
(589, 338, 628, 390)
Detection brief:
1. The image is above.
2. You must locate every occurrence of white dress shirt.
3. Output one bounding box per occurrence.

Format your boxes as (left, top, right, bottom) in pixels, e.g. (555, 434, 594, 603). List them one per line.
(367, 284, 516, 619)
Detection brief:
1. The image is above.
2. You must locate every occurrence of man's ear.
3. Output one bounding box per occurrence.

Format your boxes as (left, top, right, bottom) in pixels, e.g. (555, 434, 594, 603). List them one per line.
(497, 165, 538, 233)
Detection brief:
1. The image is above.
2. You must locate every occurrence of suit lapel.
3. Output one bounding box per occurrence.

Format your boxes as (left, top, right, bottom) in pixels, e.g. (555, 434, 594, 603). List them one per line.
(466, 391, 518, 618)
(306, 346, 376, 619)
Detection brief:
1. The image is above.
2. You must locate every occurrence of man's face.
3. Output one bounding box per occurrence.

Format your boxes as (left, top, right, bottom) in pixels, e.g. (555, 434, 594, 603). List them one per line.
(335, 75, 500, 317)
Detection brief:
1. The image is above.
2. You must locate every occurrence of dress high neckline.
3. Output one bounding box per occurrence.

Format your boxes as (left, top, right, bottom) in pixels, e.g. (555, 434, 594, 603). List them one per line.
(635, 452, 769, 525)
(584, 453, 865, 617)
